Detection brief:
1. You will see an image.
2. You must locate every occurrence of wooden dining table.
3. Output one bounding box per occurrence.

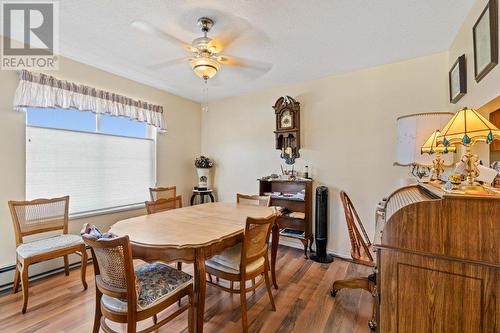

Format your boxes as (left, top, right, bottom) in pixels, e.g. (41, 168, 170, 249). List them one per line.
(109, 202, 280, 333)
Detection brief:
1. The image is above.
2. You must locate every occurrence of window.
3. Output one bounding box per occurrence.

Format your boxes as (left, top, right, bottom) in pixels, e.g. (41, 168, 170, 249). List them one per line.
(26, 108, 156, 215)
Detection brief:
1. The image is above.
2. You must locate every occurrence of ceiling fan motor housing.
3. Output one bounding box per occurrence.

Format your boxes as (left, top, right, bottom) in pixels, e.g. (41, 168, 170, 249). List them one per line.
(197, 17, 214, 33)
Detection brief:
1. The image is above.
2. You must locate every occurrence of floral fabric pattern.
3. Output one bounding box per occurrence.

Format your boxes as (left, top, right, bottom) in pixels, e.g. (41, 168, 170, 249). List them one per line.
(135, 263, 192, 309)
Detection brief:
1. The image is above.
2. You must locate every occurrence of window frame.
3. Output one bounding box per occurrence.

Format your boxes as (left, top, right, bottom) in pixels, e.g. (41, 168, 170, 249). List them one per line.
(25, 108, 158, 218)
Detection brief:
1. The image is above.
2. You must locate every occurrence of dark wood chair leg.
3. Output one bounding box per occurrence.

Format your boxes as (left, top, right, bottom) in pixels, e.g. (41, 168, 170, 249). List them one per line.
(13, 260, 20, 294)
(188, 290, 195, 333)
(80, 247, 88, 290)
(264, 260, 276, 311)
(93, 290, 102, 333)
(21, 263, 29, 314)
(177, 261, 183, 306)
(63, 255, 70, 276)
(239, 278, 248, 333)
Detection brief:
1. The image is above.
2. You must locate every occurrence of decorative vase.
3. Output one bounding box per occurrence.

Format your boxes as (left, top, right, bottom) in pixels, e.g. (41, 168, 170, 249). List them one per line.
(196, 168, 210, 189)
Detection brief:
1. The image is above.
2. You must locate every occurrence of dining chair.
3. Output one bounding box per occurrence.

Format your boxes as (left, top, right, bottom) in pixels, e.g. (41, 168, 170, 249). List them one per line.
(82, 232, 194, 333)
(145, 196, 182, 214)
(145, 196, 184, 275)
(206, 214, 276, 333)
(330, 191, 376, 331)
(149, 186, 176, 201)
(236, 193, 271, 207)
(8, 196, 88, 313)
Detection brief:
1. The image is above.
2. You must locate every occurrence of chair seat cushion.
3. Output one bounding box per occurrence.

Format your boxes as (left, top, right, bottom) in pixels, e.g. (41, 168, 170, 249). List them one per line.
(102, 262, 192, 313)
(16, 234, 83, 259)
(206, 243, 265, 274)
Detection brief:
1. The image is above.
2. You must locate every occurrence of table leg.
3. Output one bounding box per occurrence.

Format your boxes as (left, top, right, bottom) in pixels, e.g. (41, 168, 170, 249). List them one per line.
(200, 194, 205, 204)
(190, 194, 196, 206)
(208, 193, 215, 202)
(271, 223, 279, 289)
(193, 248, 206, 333)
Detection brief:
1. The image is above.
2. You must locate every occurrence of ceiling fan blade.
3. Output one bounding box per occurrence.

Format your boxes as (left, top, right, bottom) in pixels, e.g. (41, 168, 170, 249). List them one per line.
(217, 55, 272, 73)
(210, 17, 249, 53)
(146, 57, 192, 70)
(131, 20, 191, 50)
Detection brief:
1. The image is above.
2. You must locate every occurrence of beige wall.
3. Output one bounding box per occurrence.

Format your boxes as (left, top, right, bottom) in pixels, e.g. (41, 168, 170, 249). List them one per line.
(201, 52, 450, 257)
(448, 0, 499, 111)
(0, 56, 201, 284)
(447, 0, 500, 164)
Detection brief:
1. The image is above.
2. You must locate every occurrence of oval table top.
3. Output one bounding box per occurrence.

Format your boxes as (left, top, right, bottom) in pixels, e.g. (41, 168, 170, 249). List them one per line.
(109, 202, 275, 248)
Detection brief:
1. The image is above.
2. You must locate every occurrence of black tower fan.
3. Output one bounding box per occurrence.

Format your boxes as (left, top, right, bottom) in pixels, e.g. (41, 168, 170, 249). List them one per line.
(310, 186, 333, 263)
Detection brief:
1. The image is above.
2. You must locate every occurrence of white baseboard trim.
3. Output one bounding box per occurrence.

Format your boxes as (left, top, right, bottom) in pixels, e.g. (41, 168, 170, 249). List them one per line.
(278, 238, 351, 260)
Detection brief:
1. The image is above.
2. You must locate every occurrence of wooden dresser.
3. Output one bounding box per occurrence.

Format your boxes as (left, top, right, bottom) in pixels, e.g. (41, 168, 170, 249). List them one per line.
(258, 179, 313, 257)
(374, 183, 499, 333)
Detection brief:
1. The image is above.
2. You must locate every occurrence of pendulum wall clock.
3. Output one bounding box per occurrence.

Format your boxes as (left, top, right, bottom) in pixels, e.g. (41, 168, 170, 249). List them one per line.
(273, 96, 301, 164)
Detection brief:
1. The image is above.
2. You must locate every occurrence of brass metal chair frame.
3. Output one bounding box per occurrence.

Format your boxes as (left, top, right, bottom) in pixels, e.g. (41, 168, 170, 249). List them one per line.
(8, 196, 88, 313)
(206, 215, 276, 333)
(83, 235, 194, 333)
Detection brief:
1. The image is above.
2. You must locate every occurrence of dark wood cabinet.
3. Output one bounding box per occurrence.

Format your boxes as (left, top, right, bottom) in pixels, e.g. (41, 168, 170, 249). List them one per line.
(258, 179, 313, 257)
(375, 183, 500, 332)
(490, 109, 500, 151)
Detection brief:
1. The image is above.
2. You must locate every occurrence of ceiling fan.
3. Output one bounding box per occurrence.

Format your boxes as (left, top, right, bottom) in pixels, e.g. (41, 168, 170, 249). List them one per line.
(132, 17, 272, 83)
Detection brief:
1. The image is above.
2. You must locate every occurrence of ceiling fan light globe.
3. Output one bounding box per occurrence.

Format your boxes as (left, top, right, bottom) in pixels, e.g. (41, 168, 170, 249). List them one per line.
(191, 57, 220, 80)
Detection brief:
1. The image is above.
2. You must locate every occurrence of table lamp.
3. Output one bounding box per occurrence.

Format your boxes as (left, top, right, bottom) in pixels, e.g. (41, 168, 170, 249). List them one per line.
(420, 130, 456, 180)
(395, 112, 455, 179)
(437, 107, 500, 191)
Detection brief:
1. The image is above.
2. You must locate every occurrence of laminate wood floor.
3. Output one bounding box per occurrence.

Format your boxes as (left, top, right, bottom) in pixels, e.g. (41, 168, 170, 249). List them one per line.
(0, 246, 372, 333)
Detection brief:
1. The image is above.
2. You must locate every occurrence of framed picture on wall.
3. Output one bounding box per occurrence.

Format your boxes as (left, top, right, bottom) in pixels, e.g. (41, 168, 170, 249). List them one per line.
(473, 0, 498, 82)
(449, 54, 467, 103)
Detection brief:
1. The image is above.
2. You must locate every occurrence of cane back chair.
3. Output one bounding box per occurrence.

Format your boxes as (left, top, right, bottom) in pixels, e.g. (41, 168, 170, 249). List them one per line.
(236, 193, 271, 207)
(144, 196, 182, 215)
(8, 196, 88, 313)
(206, 214, 277, 333)
(149, 186, 176, 201)
(82, 233, 194, 333)
(145, 196, 183, 275)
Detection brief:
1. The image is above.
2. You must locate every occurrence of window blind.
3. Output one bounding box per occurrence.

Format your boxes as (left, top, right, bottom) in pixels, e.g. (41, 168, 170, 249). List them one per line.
(26, 126, 155, 214)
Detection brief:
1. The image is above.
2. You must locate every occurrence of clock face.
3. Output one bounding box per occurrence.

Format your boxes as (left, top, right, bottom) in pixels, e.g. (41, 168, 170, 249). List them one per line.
(280, 110, 293, 128)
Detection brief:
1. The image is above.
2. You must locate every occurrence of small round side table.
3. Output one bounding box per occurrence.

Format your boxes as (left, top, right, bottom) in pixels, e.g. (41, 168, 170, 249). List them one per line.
(190, 189, 215, 205)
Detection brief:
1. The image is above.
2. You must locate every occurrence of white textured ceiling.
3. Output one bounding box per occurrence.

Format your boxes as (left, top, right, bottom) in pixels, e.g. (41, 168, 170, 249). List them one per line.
(58, 0, 474, 102)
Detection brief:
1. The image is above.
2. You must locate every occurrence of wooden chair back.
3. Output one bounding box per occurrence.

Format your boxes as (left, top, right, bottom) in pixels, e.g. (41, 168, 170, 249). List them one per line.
(240, 215, 276, 271)
(149, 186, 176, 201)
(339, 191, 374, 266)
(236, 193, 271, 207)
(82, 234, 136, 307)
(8, 196, 70, 245)
(145, 196, 182, 214)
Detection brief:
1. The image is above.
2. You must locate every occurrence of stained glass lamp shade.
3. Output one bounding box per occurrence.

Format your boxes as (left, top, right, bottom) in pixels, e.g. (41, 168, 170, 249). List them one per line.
(437, 108, 500, 146)
(421, 130, 457, 155)
(437, 107, 500, 189)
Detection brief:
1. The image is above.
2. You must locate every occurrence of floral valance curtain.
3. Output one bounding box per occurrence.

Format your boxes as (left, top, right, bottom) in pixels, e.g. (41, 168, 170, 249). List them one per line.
(13, 70, 166, 131)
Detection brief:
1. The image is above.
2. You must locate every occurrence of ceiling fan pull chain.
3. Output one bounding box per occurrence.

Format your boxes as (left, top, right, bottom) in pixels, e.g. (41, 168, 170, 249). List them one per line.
(202, 79, 209, 112)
